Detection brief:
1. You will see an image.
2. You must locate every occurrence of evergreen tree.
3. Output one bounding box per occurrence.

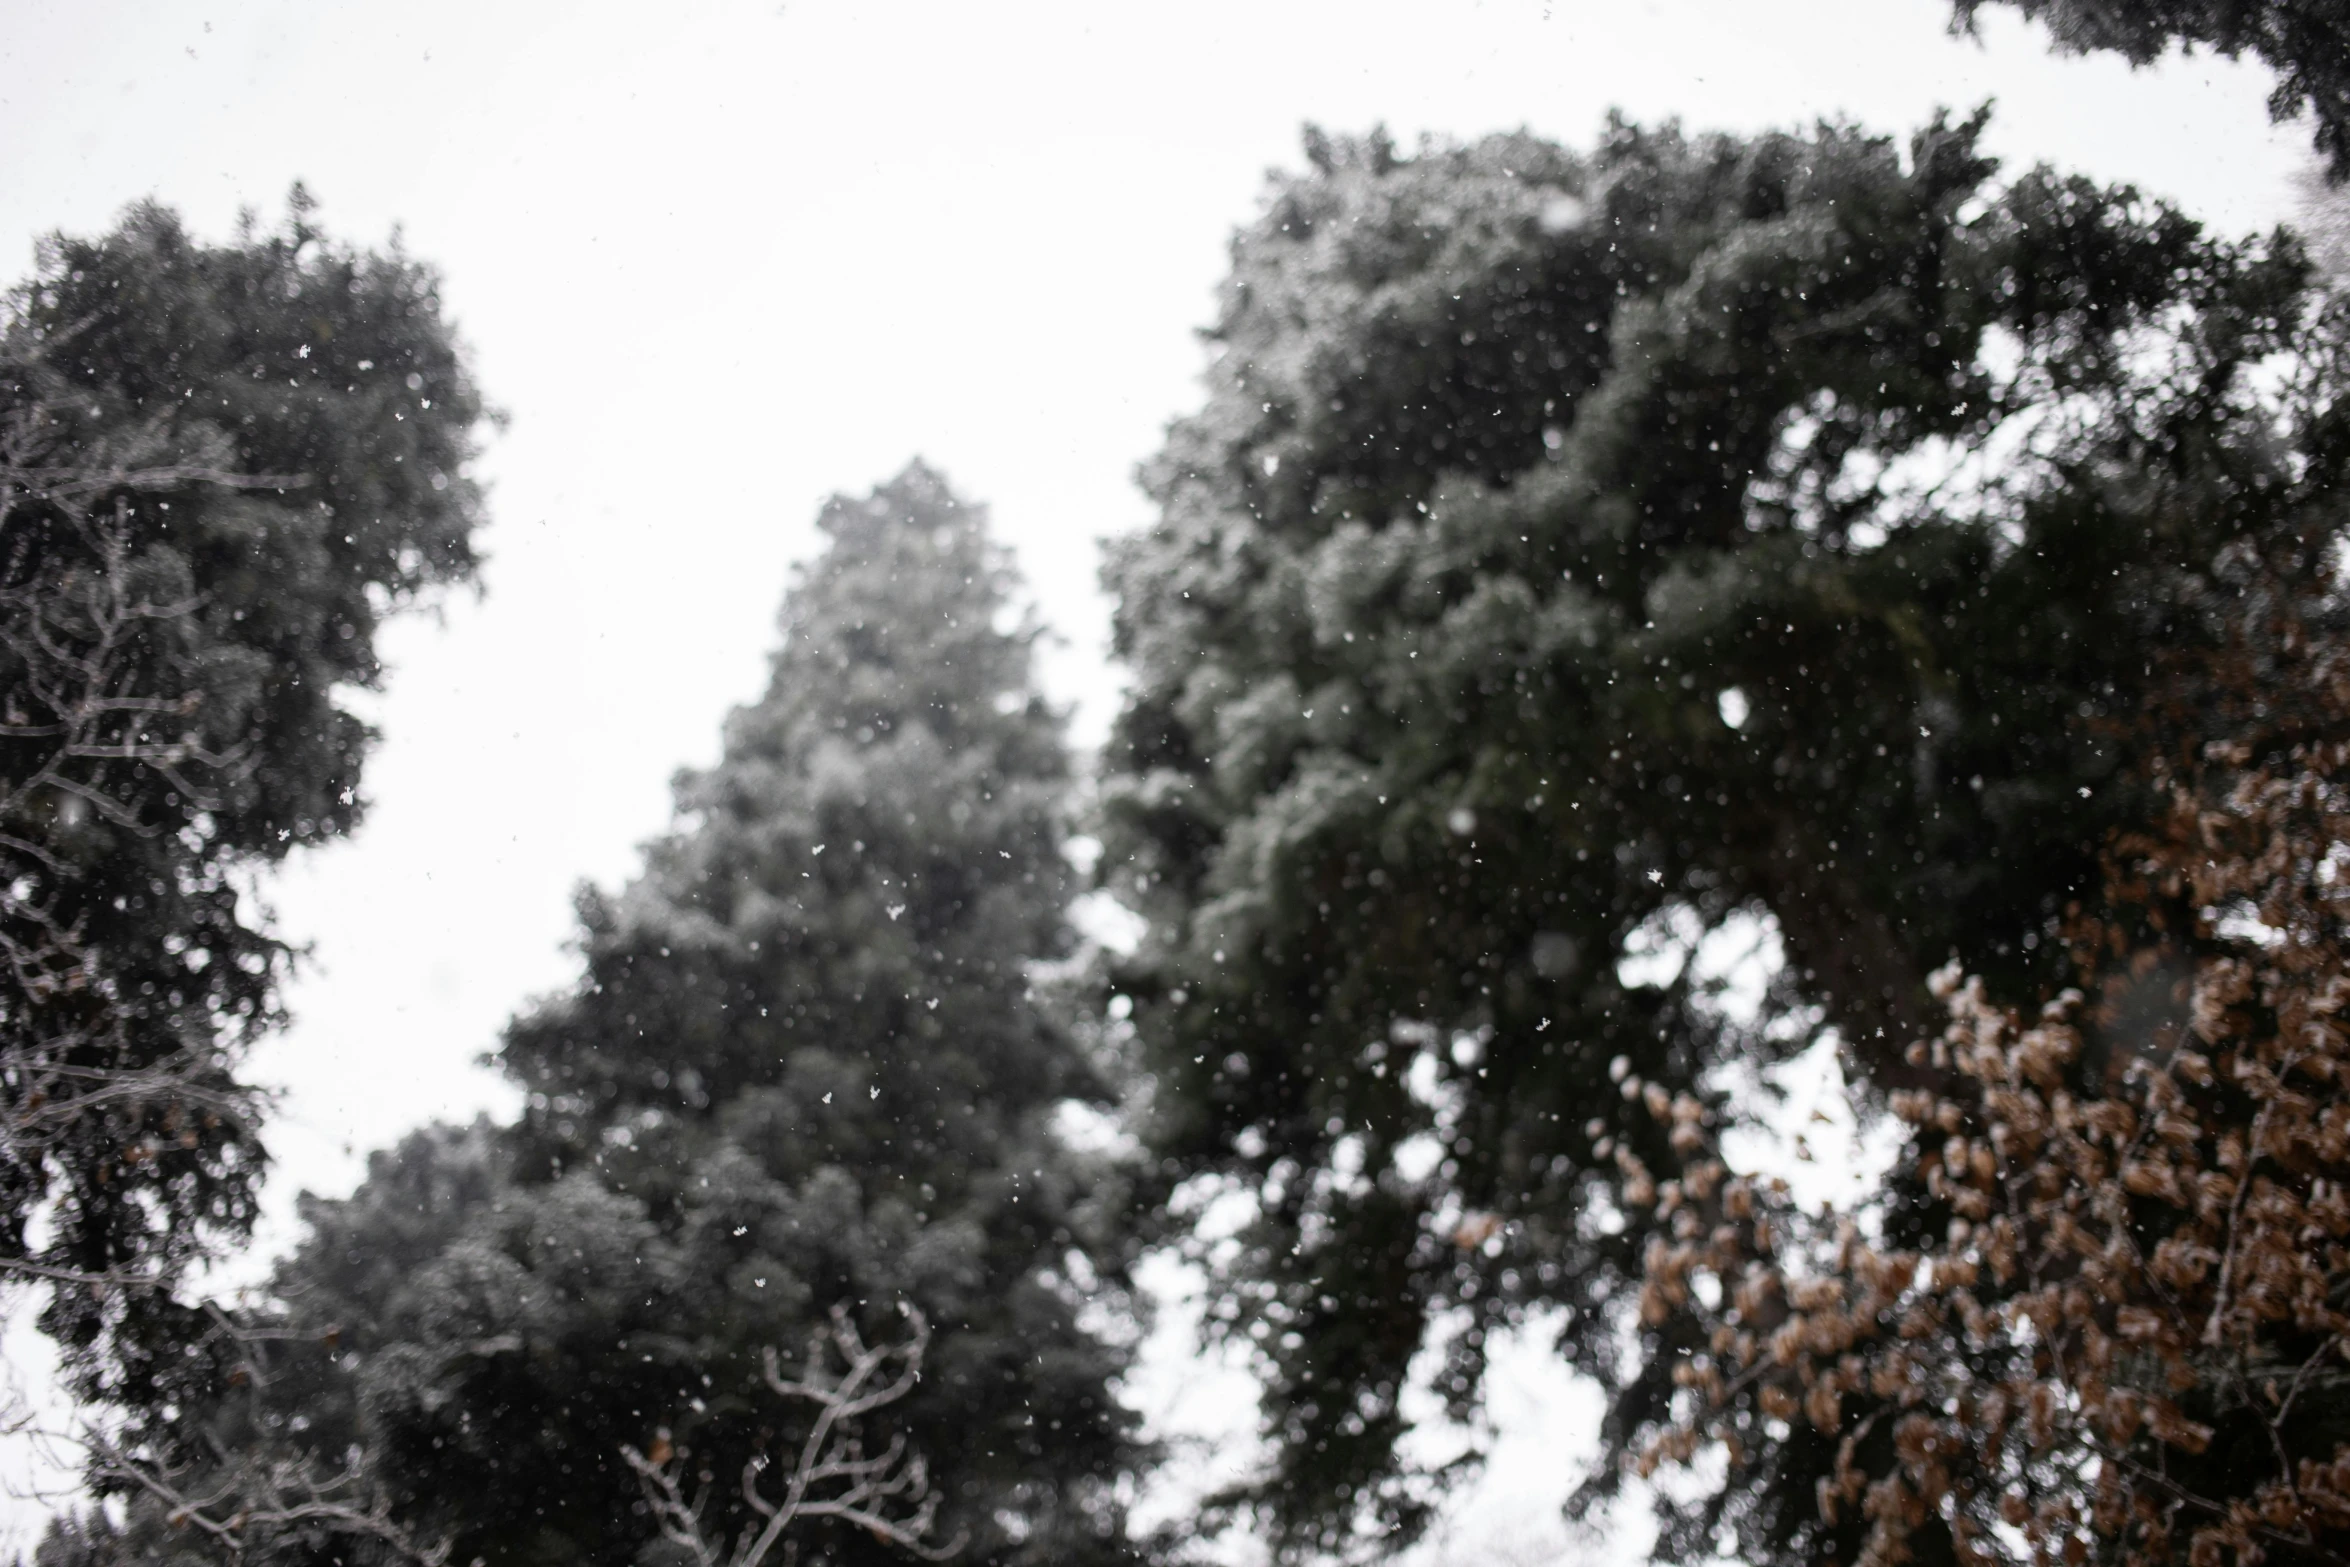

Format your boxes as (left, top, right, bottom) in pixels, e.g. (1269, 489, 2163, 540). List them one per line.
(127, 466, 1139, 1567)
(0, 194, 488, 1417)
(1097, 116, 2349, 1555)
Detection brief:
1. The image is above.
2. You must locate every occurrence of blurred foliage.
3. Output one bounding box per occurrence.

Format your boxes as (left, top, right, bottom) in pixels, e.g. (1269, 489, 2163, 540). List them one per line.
(1952, 1, 2350, 180)
(1098, 113, 2350, 1557)
(1626, 572, 2350, 1566)
(0, 191, 487, 1419)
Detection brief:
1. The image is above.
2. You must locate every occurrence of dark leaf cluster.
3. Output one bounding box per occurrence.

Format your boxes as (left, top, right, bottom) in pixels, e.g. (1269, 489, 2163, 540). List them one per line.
(1951, 1, 2350, 181)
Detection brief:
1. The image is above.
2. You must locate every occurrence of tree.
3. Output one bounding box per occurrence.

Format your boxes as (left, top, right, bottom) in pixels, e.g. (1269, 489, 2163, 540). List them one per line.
(1097, 115, 2349, 1555)
(109, 466, 1142, 1567)
(0, 192, 488, 1418)
(1624, 574, 2350, 1566)
(1951, 2, 2350, 180)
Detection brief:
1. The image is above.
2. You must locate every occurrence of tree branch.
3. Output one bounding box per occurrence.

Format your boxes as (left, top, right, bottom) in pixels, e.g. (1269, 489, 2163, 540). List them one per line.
(621, 1304, 964, 1567)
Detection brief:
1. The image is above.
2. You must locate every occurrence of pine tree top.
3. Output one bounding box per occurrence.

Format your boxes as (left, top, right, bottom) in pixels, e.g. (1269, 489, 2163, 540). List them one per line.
(503, 463, 1085, 1180)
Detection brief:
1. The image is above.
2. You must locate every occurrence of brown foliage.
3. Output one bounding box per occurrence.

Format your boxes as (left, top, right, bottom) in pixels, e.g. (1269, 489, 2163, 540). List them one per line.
(1626, 610, 2350, 1565)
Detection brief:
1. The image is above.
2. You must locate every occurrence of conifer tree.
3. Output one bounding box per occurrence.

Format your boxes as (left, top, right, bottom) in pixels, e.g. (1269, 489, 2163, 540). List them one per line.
(1098, 115, 2349, 1554)
(104, 465, 1139, 1567)
(0, 194, 488, 1418)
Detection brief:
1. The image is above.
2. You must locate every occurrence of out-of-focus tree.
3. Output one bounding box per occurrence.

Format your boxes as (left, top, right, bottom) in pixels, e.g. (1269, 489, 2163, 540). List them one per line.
(2296, 160, 2350, 282)
(100, 467, 1142, 1567)
(0, 192, 487, 1419)
(1622, 572, 2350, 1565)
(1097, 114, 2349, 1556)
(1952, 1, 2350, 179)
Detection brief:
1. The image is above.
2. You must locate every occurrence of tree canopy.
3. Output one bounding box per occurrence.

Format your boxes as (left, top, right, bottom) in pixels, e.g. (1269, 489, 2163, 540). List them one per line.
(1099, 113, 2350, 1556)
(0, 193, 488, 1416)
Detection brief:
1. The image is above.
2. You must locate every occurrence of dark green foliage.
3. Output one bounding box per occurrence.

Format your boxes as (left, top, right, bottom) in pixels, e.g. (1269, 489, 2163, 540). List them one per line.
(501, 461, 1089, 1180)
(25, 1510, 132, 1567)
(1098, 116, 2349, 1557)
(165, 466, 1140, 1567)
(0, 193, 487, 1417)
(1953, 0, 2350, 179)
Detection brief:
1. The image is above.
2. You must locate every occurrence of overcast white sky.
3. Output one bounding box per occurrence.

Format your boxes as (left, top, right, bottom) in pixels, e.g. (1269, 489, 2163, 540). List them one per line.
(0, 0, 2317, 1557)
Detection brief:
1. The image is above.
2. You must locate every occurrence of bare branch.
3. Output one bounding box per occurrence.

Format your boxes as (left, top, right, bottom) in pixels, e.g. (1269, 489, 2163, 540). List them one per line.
(622, 1304, 965, 1567)
(64, 1422, 452, 1567)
